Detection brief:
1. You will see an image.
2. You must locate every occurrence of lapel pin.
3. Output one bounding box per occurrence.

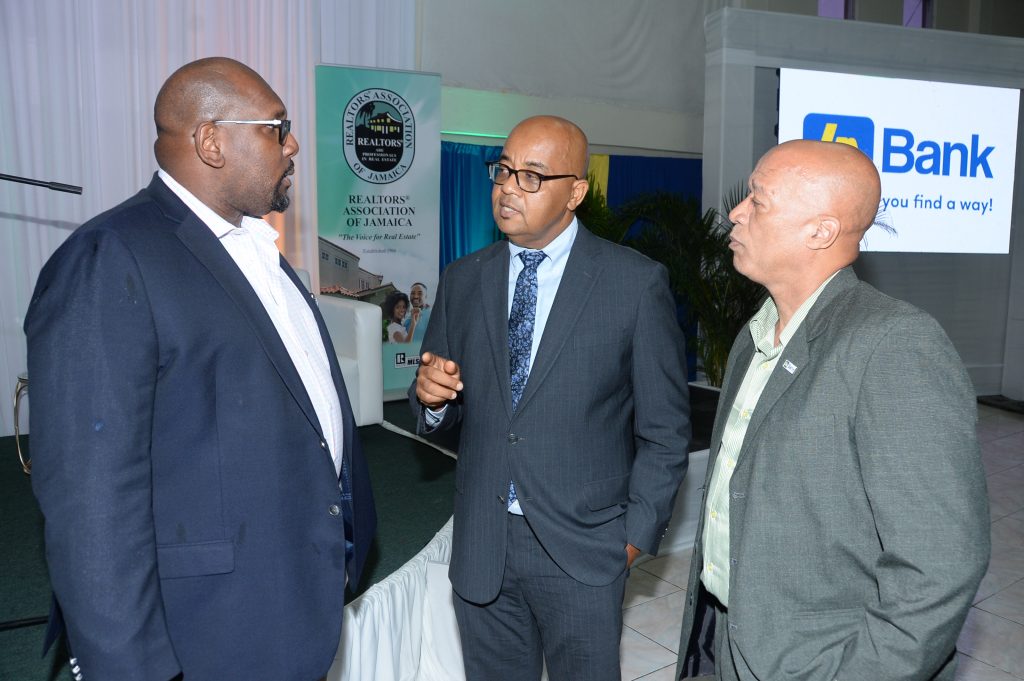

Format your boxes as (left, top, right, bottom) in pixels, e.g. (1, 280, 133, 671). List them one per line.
(782, 359, 797, 374)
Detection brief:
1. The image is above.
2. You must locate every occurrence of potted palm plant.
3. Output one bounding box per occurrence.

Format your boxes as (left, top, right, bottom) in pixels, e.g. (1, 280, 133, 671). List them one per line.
(578, 182, 764, 388)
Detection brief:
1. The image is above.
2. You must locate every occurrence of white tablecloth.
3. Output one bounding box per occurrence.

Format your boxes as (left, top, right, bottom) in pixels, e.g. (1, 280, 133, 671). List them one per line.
(327, 447, 711, 680)
(328, 517, 464, 681)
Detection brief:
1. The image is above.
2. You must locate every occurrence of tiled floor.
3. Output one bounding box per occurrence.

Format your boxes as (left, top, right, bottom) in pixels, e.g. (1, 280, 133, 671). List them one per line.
(617, 403, 1024, 680)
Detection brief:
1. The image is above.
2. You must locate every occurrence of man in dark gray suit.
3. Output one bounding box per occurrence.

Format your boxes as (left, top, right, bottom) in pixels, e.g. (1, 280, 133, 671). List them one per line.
(411, 115, 690, 680)
(676, 140, 990, 680)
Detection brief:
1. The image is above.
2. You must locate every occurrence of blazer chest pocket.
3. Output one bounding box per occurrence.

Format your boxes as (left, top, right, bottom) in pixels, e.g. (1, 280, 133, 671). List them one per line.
(585, 473, 630, 511)
(157, 539, 235, 579)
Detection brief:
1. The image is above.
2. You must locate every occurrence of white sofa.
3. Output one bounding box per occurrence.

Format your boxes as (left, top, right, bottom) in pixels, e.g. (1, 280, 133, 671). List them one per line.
(296, 269, 384, 427)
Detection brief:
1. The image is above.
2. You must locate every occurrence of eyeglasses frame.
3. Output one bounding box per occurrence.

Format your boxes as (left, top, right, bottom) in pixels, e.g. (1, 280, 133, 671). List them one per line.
(213, 119, 292, 146)
(485, 161, 579, 193)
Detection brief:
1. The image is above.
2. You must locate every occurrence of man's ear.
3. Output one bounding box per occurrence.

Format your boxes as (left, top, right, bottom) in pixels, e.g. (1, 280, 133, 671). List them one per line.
(194, 122, 226, 169)
(808, 214, 841, 250)
(567, 178, 589, 211)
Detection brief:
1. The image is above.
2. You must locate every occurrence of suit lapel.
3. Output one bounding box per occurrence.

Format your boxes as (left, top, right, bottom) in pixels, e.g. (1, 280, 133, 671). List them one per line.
(740, 330, 809, 448)
(478, 243, 514, 419)
(514, 228, 603, 415)
(738, 267, 858, 452)
(173, 209, 325, 442)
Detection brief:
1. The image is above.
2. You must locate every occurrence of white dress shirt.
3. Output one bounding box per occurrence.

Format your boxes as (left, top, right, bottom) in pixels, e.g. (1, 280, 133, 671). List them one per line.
(158, 169, 344, 476)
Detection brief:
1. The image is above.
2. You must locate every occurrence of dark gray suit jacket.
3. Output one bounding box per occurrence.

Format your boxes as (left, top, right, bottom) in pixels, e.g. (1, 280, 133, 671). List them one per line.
(411, 225, 691, 604)
(676, 267, 989, 680)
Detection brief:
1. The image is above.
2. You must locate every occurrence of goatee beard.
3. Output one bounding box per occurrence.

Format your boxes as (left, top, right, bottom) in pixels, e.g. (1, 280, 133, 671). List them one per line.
(270, 161, 294, 213)
(270, 191, 290, 213)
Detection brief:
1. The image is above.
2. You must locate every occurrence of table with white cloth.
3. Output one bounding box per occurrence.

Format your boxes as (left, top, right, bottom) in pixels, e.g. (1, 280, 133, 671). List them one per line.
(329, 517, 464, 681)
(326, 447, 711, 681)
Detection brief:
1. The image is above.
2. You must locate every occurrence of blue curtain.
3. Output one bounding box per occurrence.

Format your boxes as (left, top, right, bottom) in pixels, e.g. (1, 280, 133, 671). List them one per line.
(605, 155, 702, 209)
(439, 142, 503, 273)
(606, 155, 703, 381)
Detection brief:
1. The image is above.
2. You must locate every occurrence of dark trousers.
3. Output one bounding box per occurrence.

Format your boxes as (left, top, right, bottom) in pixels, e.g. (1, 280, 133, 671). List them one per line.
(681, 585, 737, 681)
(453, 514, 627, 681)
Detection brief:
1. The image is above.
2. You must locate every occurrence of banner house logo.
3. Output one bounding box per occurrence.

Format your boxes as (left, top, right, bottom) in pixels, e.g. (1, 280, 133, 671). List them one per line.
(802, 113, 875, 159)
(343, 88, 416, 184)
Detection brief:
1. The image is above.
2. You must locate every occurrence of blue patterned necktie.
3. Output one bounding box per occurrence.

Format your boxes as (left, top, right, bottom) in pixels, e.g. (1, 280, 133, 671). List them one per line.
(507, 250, 545, 510)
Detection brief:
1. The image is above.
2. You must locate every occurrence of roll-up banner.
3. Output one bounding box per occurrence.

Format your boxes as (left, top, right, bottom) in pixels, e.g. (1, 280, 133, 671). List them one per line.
(315, 65, 441, 399)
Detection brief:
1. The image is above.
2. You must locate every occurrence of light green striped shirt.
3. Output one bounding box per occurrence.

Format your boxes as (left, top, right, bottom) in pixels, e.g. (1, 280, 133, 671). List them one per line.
(700, 271, 839, 606)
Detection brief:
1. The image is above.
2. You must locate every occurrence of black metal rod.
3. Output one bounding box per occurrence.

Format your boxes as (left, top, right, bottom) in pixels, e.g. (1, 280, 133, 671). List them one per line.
(0, 172, 82, 195)
(0, 615, 48, 632)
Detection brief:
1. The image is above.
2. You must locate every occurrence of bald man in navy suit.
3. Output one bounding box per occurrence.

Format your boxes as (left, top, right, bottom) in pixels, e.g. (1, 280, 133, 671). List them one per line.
(27, 57, 375, 681)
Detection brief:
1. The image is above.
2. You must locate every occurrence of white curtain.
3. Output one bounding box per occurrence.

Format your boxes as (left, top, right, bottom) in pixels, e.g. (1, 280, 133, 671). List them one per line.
(0, 0, 415, 436)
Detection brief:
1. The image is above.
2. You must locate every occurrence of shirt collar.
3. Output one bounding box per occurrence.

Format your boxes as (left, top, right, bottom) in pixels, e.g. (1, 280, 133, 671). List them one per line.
(749, 269, 841, 358)
(157, 168, 280, 244)
(507, 217, 578, 265)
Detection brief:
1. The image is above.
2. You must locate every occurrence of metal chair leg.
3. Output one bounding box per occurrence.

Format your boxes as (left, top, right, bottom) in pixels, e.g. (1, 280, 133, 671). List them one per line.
(14, 374, 29, 475)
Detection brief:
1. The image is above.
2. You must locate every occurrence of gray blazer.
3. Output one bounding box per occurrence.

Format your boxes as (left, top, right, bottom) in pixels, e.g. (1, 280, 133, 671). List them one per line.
(411, 225, 691, 604)
(676, 267, 990, 680)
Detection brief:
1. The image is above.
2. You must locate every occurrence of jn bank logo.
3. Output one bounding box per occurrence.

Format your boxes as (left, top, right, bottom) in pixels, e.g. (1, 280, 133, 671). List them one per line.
(802, 114, 875, 159)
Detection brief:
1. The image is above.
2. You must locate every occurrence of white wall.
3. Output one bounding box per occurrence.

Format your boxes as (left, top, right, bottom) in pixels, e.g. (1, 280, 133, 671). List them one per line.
(418, 0, 714, 155)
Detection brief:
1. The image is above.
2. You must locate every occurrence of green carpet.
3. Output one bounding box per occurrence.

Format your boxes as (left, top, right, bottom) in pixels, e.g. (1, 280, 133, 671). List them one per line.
(0, 400, 454, 679)
(0, 436, 72, 681)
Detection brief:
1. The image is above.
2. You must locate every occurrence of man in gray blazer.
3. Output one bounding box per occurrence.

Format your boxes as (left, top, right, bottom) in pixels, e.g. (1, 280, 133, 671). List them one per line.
(676, 140, 990, 680)
(411, 115, 690, 680)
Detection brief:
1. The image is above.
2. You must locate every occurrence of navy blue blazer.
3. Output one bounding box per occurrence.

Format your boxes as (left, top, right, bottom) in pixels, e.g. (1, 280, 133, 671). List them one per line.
(26, 174, 376, 681)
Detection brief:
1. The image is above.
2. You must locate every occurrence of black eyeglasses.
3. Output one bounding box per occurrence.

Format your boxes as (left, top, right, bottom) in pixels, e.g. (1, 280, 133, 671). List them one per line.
(213, 119, 292, 145)
(485, 161, 578, 193)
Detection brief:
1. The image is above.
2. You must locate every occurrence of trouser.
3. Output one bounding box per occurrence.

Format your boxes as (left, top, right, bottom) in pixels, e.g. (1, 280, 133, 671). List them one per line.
(453, 514, 627, 681)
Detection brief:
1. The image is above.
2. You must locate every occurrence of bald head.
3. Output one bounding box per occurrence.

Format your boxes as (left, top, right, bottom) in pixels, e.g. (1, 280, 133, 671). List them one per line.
(154, 57, 271, 170)
(763, 139, 881, 246)
(728, 140, 881, 308)
(492, 115, 590, 249)
(506, 116, 590, 179)
(151, 57, 297, 227)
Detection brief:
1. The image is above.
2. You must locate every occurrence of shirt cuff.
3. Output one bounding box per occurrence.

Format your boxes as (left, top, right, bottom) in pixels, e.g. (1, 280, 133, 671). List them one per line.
(424, 405, 447, 428)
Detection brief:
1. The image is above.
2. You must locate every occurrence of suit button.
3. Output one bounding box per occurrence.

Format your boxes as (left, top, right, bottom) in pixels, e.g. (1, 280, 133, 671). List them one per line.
(320, 440, 328, 450)
(329, 504, 341, 516)
(507, 433, 518, 444)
